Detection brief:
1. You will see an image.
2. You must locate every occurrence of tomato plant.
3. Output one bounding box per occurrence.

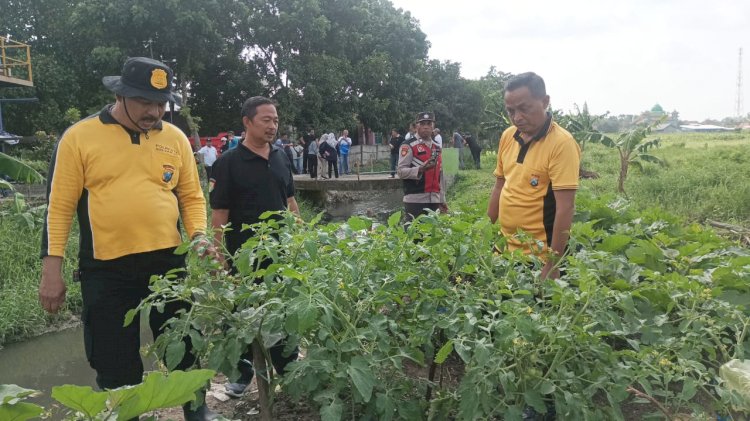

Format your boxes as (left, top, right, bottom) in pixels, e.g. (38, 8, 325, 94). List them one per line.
(134, 194, 750, 420)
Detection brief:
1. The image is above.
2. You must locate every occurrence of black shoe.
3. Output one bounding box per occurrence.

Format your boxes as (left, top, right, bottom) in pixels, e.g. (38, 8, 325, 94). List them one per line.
(224, 381, 248, 398)
(183, 402, 219, 421)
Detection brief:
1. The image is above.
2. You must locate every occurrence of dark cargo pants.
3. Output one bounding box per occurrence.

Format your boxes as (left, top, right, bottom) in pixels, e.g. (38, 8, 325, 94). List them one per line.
(79, 248, 196, 389)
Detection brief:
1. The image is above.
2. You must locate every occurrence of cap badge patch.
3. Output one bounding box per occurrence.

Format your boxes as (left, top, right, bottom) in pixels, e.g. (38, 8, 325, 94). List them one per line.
(423, 114, 429, 119)
(150, 68, 168, 89)
(162, 164, 175, 183)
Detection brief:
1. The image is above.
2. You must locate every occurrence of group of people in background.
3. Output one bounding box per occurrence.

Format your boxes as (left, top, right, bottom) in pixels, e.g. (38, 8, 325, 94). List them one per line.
(298, 129, 352, 179)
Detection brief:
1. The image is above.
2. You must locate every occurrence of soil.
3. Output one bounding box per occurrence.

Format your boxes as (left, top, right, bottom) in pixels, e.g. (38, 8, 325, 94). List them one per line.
(148, 374, 320, 420)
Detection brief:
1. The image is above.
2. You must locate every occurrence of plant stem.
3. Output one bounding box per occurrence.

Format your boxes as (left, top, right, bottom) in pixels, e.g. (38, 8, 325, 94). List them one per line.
(626, 386, 674, 421)
(252, 338, 273, 421)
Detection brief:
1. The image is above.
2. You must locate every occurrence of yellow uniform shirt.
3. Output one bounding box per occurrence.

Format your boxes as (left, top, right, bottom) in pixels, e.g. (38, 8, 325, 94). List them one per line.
(42, 106, 206, 261)
(493, 118, 580, 253)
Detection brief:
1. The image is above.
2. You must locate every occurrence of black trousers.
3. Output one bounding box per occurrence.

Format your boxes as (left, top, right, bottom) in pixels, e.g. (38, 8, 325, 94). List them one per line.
(470, 148, 481, 169)
(327, 159, 339, 178)
(308, 155, 318, 179)
(79, 248, 196, 389)
(236, 342, 299, 384)
(404, 202, 441, 223)
(227, 260, 299, 383)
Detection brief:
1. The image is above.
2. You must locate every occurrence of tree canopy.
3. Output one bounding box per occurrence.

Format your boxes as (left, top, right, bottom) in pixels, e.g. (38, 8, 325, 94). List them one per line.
(0, 0, 507, 139)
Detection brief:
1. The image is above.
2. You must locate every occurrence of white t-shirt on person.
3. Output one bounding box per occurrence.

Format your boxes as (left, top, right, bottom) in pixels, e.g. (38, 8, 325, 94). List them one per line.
(197, 145, 218, 166)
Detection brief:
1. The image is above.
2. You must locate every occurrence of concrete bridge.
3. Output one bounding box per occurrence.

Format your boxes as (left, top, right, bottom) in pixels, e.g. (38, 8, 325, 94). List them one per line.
(293, 172, 401, 191)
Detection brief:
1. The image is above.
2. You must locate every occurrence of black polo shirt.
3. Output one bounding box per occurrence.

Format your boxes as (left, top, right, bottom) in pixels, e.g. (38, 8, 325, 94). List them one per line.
(210, 143, 294, 254)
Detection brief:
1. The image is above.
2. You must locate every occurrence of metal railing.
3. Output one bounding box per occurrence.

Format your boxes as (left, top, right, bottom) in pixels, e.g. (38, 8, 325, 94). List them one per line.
(0, 37, 33, 84)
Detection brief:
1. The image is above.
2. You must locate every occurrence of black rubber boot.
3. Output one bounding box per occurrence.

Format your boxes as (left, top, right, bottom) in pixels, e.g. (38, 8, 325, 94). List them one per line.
(182, 390, 219, 421)
(182, 403, 219, 421)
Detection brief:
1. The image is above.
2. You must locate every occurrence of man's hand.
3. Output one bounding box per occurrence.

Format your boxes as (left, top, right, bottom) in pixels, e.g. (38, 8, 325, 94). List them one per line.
(418, 159, 437, 175)
(439, 203, 449, 214)
(39, 256, 66, 314)
(192, 233, 218, 258)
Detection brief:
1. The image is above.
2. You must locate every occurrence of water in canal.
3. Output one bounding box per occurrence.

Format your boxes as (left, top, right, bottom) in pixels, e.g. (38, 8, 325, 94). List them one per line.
(0, 321, 157, 410)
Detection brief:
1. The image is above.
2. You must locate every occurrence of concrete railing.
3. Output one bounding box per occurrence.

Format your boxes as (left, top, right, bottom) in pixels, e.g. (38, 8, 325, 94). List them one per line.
(348, 144, 391, 165)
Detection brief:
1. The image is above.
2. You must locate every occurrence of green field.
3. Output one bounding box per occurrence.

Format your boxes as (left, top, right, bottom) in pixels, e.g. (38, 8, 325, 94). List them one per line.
(581, 131, 750, 226)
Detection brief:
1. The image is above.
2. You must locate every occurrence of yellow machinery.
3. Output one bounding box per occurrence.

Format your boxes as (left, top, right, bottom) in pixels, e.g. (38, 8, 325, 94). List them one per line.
(0, 37, 33, 88)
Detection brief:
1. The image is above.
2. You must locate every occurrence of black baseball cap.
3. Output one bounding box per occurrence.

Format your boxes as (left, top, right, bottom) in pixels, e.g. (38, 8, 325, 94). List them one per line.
(102, 57, 182, 105)
(416, 112, 434, 123)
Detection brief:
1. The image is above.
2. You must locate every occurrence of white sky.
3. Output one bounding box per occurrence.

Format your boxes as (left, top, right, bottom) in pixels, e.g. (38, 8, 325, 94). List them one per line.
(390, 0, 750, 121)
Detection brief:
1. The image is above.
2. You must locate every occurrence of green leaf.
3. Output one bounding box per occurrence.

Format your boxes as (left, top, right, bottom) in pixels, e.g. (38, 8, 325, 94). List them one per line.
(347, 356, 376, 403)
(123, 308, 139, 327)
(681, 378, 697, 401)
(0, 152, 45, 184)
(165, 340, 187, 370)
(304, 239, 318, 260)
(598, 234, 632, 253)
(0, 402, 44, 421)
(434, 340, 454, 364)
(0, 385, 39, 405)
(387, 211, 401, 228)
(320, 398, 343, 421)
(347, 216, 372, 231)
(523, 390, 547, 413)
(114, 370, 215, 420)
(51, 385, 109, 418)
(281, 268, 305, 280)
(539, 380, 556, 395)
(376, 392, 396, 421)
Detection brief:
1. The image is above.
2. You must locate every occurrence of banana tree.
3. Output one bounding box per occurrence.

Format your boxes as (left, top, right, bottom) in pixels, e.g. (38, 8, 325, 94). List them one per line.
(0, 152, 45, 191)
(557, 103, 607, 154)
(596, 121, 665, 194)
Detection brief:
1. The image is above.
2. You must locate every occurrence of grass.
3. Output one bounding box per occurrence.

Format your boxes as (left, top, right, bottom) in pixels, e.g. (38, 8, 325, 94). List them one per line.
(0, 218, 81, 345)
(581, 131, 750, 225)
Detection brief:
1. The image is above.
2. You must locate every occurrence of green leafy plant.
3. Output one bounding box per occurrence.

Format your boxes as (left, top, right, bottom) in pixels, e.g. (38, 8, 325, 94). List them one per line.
(0, 153, 45, 191)
(0, 384, 43, 421)
(0, 369, 215, 421)
(595, 120, 667, 194)
(0, 192, 47, 230)
(130, 195, 750, 420)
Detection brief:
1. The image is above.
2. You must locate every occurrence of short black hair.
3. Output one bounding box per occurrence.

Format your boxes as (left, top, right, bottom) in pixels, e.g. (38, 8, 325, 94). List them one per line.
(505, 72, 546, 99)
(241, 96, 275, 120)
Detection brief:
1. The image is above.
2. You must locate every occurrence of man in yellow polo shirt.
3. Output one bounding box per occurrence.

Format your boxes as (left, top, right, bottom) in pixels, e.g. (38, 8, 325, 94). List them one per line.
(487, 72, 580, 279)
(38, 57, 217, 420)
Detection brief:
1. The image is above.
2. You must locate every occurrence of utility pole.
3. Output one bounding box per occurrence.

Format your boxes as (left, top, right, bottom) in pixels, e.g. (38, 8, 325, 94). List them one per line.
(737, 48, 744, 118)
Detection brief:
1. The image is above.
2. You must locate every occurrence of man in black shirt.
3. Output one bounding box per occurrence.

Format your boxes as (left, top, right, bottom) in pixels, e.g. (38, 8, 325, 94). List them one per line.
(209, 96, 300, 398)
(302, 128, 316, 174)
(388, 128, 403, 178)
(464, 132, 482, 169)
